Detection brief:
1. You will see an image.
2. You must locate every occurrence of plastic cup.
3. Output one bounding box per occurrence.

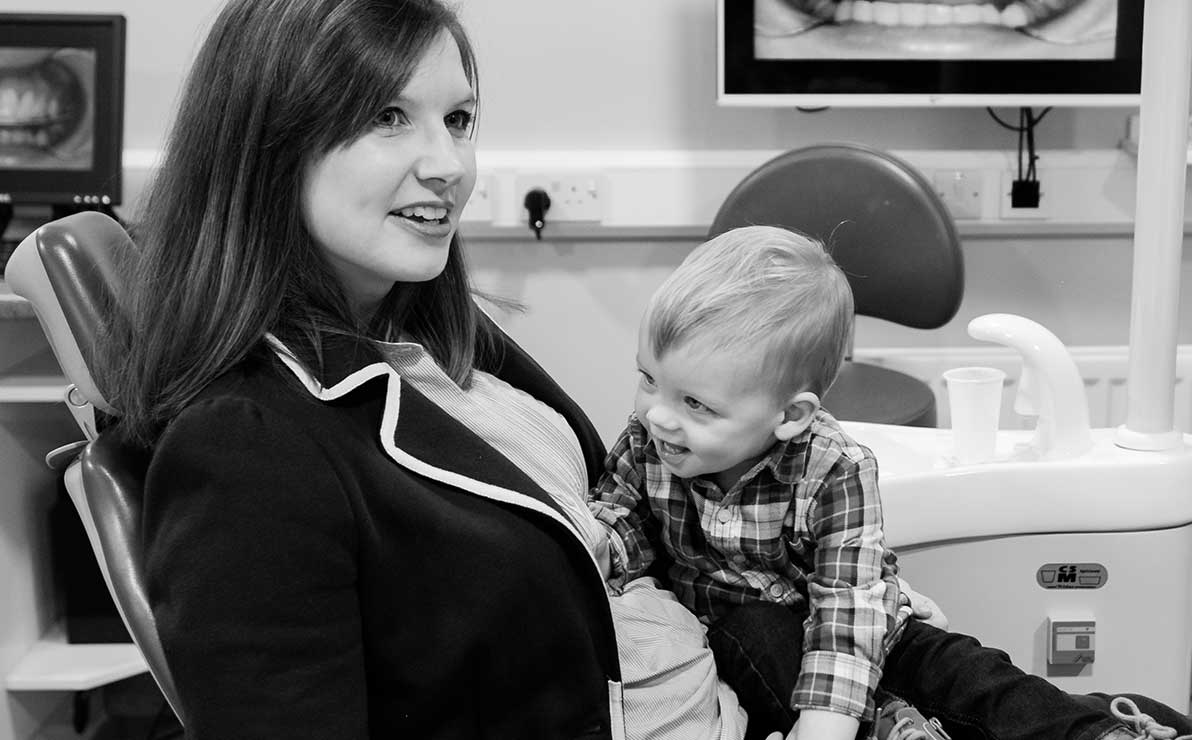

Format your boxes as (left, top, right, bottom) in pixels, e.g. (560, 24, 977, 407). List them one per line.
(943, 366, 1006, 465)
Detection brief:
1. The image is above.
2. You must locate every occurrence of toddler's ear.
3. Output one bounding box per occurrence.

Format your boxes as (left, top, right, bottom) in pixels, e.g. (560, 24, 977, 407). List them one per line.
(775, 392, 820, 441)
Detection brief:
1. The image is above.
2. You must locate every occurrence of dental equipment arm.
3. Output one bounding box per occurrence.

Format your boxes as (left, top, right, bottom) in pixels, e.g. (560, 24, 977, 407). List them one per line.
(967, 313, 1093, 461)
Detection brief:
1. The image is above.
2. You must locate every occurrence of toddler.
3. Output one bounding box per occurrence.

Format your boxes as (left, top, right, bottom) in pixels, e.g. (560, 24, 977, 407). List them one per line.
(589, 225, 1192, 740)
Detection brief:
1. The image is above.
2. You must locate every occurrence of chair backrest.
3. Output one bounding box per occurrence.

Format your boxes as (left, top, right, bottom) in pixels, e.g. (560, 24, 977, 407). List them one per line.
(4, 211, 184, 724)
(709, 142, 964, 330)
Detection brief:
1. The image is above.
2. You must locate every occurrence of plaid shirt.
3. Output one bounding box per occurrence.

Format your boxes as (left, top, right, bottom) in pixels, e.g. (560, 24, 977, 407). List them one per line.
(587, 410, 904, 721)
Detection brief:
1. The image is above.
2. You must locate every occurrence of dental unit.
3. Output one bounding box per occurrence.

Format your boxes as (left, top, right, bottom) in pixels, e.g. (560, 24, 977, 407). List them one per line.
(836, 2, 1192, 709)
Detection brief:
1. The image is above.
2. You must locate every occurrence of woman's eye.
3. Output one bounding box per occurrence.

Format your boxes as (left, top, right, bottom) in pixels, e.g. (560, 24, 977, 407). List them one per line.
(445, 109, 474, 135)
(374, 107, 407, 129)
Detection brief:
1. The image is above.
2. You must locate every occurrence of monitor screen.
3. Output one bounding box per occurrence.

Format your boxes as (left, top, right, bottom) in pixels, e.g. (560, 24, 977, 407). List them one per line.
(0, 14, 125, 205)
(719, 0, 1144, 107)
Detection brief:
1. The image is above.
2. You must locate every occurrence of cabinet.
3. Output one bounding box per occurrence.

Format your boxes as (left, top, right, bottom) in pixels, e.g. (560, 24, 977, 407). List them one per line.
(1, 286, 147, 740)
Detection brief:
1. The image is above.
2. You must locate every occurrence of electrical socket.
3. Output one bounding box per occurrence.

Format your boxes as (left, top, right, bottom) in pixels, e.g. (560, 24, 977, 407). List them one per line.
(460, 174, 496, 223)
(999, 170, 1050, 220)
(932, 168, 984, 220)
(514, 173, 605, 223)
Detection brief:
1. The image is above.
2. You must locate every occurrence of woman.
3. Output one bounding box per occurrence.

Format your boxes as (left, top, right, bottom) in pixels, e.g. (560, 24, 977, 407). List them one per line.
(98, 1, 1192, 739)
(103, 0, 623, 737)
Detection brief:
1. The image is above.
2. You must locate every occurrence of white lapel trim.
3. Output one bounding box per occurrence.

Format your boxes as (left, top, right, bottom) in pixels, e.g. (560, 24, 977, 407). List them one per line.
(264, 334, 602, 575)
(266, 333, 393, 401)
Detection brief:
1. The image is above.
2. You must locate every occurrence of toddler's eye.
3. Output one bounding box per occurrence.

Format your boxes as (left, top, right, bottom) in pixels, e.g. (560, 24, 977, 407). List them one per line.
(684, 397, 711, 413)
(638, 370, 655, 387)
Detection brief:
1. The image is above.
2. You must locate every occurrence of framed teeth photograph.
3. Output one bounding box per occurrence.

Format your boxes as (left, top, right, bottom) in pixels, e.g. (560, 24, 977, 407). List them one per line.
(718, 0, 1144, 107)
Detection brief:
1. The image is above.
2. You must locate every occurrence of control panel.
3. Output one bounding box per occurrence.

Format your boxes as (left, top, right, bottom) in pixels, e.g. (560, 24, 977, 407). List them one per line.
(1048, 618, 1096, 666)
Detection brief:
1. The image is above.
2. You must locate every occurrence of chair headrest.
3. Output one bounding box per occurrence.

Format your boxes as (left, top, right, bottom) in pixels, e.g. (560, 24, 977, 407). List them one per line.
(709, 142, 964, 330)
(4, 211, 137, 415)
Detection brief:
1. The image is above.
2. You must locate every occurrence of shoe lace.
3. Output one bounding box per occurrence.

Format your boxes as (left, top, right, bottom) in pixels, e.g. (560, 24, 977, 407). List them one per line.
(1111, 696, 1192, 740)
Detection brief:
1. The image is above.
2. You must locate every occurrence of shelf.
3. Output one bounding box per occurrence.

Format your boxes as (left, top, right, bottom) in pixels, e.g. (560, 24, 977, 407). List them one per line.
(6, 624, 147, 692)
(0, 375, 67, 403)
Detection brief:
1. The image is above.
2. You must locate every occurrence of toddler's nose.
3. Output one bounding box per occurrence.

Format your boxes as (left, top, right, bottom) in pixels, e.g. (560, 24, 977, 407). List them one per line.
(645, 405, 679, 431)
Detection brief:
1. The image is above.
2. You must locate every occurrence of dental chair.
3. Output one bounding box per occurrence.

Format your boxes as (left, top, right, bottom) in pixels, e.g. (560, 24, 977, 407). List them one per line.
(709, 142, 965, 427)
(4, 211, 185, 727)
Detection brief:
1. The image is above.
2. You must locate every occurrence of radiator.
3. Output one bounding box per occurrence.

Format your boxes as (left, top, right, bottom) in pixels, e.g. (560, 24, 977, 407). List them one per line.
(855, 346, 1192, 433)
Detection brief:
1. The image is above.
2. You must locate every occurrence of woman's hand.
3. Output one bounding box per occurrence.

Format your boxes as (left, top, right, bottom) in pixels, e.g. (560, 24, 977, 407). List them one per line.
(898, 576, 949, 630)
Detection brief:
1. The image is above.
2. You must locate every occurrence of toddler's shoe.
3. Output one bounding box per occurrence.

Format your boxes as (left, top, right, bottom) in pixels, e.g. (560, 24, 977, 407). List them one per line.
(1108, 696, 1192, 740)
(874, 699, 952, 740)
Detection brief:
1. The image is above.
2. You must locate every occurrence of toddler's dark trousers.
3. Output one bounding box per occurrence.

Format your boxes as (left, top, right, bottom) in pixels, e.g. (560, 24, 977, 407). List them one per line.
(706, 602, 1192, 740)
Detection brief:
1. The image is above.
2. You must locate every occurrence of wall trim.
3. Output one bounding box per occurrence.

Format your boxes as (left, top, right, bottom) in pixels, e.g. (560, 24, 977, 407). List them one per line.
(119, 147, 1165, 235)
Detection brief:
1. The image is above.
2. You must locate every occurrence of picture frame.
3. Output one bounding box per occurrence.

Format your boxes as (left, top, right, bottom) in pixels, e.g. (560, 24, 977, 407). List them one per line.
(718, 0, 1143, 107)
(0, 13, 125, 206)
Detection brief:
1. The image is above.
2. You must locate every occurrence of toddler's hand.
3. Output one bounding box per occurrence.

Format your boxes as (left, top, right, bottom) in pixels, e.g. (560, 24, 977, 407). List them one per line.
(898, 576, 949, 630)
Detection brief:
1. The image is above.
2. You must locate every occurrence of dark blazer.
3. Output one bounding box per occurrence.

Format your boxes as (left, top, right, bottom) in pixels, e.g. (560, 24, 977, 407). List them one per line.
(142, 324, 622, 739)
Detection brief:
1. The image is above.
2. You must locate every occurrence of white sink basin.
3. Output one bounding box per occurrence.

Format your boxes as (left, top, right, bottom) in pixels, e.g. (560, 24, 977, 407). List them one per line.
(839, 422, 1192, 549)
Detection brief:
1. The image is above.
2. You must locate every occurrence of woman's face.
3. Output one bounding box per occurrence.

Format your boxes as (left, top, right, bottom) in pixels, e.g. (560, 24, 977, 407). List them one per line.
(302, 31, 477, 314)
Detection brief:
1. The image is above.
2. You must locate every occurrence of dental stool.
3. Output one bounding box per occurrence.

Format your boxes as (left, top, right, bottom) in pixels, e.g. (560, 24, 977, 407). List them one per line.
(4, 212, 185, 726)
(709, 143, 965, 427)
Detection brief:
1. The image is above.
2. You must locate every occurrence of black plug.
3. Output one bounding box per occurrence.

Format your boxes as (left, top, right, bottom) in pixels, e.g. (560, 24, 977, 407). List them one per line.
(1010, 179, 1041, 209)
(524, 188, 551, 240)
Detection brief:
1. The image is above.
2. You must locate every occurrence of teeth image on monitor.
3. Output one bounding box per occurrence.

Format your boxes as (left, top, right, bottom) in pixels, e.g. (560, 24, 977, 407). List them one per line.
(798, 0, 1094, 29)
(0, 53, 85, 156)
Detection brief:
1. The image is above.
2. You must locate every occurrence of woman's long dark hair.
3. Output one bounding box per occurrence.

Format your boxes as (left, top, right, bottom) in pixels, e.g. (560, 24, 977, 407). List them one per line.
(102, 0, 492, 447)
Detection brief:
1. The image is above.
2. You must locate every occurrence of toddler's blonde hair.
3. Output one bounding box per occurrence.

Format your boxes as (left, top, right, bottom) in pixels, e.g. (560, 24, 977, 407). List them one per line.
(645, 225, 854, 397)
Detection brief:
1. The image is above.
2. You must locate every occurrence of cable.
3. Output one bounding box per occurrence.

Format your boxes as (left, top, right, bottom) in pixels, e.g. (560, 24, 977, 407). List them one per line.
(986, 106, 1051, 209)
(985, 107, 1021, 131)
(985, 106, 1053, 132)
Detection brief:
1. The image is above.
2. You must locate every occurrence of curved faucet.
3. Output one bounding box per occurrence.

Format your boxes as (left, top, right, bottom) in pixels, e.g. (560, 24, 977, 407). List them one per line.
(967, 313, 1093, 460)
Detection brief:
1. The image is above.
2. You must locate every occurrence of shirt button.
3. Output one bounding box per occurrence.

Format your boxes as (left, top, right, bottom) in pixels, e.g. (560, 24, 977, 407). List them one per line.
(769, 583, 784, 598)
(717, 509, 732, 524)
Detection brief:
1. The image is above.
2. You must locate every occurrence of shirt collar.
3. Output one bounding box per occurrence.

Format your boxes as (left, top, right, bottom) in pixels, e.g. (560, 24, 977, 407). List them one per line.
(730, 427, 810, 489)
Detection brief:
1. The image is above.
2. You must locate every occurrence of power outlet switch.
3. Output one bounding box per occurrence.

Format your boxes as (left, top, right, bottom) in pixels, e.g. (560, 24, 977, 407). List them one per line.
(461, 174, 496, 223)
(514, 174, 605, 223)
(932, 169, 983, 220)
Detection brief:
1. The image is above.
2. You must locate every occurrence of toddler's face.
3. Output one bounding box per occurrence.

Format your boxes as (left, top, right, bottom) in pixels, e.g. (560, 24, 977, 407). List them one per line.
(634, 334, 788, 491)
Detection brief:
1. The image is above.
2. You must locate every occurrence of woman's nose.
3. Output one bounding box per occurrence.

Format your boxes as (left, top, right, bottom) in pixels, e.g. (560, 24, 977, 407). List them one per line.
(415, 127, 467, 187)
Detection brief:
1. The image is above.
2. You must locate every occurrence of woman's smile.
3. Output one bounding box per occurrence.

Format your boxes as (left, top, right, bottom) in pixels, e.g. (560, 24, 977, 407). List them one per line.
(389, 202, 456, 239)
